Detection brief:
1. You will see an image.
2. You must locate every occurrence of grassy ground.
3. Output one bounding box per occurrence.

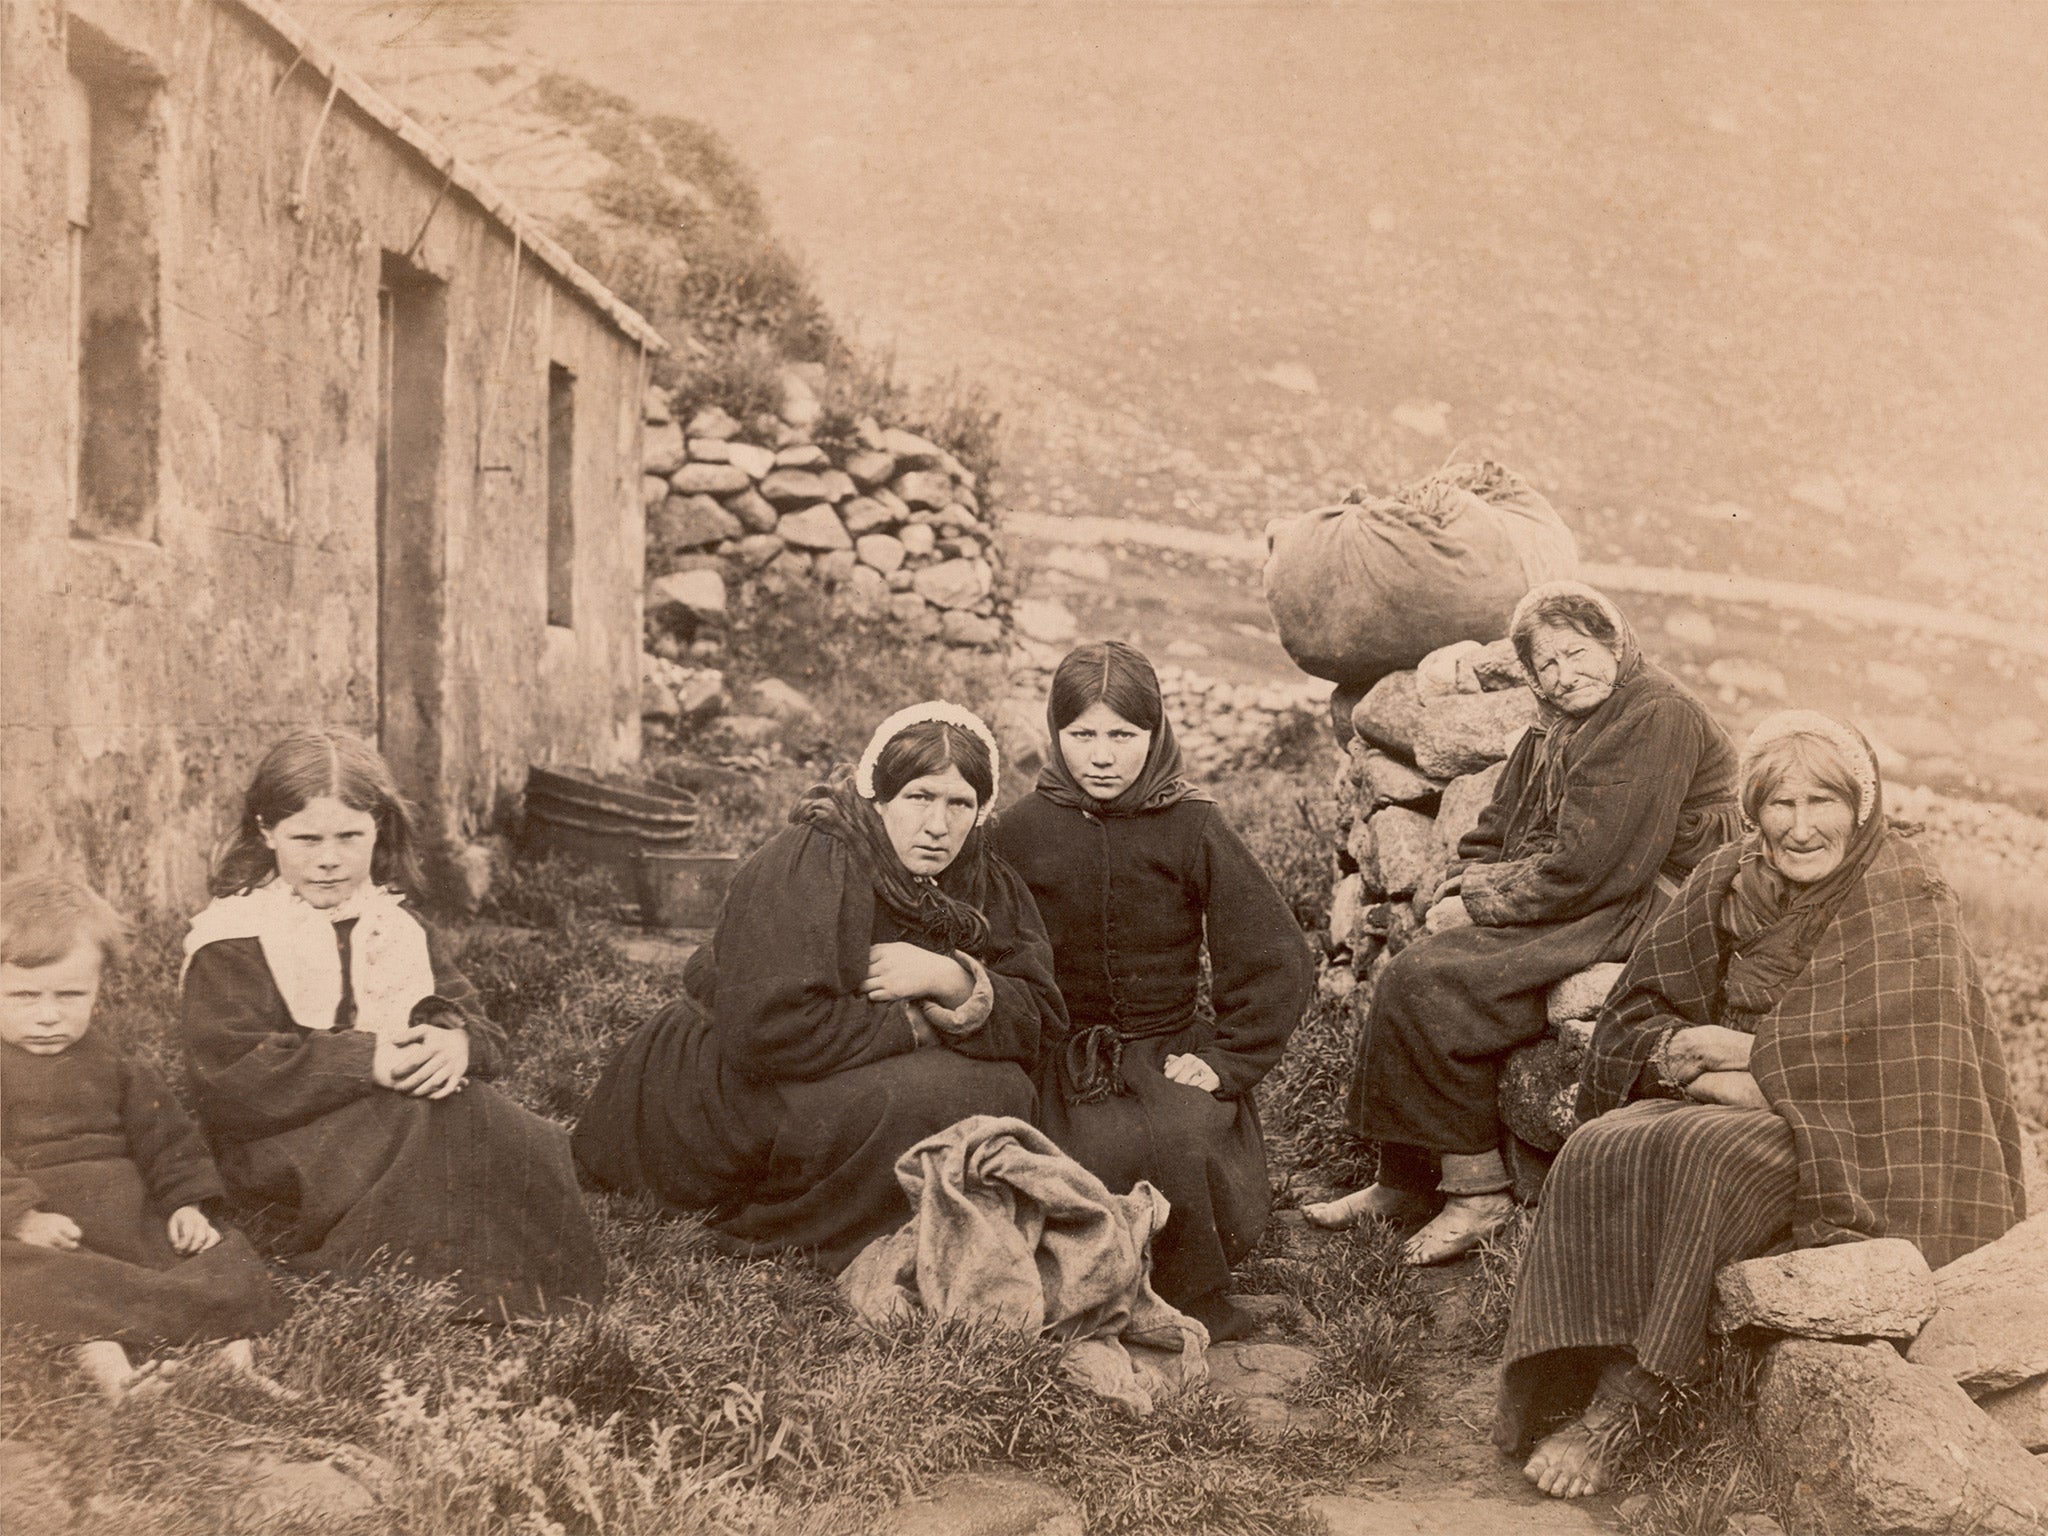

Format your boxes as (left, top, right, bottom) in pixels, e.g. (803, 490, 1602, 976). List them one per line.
(2, 867, 1422, 1536)
(15, 702, 2048, 1534)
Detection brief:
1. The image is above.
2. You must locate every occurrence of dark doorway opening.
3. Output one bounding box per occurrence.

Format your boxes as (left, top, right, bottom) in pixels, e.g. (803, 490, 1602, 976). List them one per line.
(375, 253, 448, 819)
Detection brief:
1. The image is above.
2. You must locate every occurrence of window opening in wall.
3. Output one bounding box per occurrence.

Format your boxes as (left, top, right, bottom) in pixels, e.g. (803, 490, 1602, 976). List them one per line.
(66, 21, 162, 543)
(376, 253, 449, 815)
(545, 363, 576, 629)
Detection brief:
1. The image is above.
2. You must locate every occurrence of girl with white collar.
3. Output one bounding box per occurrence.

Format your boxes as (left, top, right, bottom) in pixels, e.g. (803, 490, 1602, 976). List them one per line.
(180, 730, 606, 1321)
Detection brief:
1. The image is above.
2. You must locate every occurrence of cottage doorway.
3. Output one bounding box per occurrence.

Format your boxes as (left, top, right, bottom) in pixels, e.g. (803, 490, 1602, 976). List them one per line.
(374, 253, 447, 817)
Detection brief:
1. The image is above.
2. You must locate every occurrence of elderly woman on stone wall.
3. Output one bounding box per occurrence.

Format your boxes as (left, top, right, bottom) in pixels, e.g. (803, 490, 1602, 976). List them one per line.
(1308, 581, 1740, 1264)
(1497, 711, 2025, 1499)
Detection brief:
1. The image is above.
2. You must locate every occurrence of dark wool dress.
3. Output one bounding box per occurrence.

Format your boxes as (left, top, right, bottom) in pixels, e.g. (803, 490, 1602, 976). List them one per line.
(572, 823, 1064, 1273)
(994, 796, 1315, 1311)
(1349, 660, 1739, 1164)
(180, 922, 607, 1322)
(1496, 834, 2025, 1455)
(2, 1036, 290, 1348)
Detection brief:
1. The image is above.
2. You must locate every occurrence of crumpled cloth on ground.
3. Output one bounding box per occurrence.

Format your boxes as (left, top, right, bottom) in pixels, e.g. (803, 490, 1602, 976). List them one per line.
(839, 1114, 1208, 1414)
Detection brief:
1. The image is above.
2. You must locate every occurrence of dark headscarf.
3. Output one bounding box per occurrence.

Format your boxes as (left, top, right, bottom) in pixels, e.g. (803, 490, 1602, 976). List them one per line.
(792, 769, 994, 956)
(1507, 580, 1645, 820)
(1034, 641, 1214, 818)
(1717, 712, 1888, 1023)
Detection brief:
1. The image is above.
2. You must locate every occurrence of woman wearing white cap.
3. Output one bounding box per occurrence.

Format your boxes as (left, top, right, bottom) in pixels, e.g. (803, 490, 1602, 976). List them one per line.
(574, 703, 1066, 1271)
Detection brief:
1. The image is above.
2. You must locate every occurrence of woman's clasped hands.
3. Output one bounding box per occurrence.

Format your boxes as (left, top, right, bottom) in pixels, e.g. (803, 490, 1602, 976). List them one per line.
(1660, 1024, 1768, 1110)
(371, 1023, 470, 1099)
(865, 942, 975, 1049)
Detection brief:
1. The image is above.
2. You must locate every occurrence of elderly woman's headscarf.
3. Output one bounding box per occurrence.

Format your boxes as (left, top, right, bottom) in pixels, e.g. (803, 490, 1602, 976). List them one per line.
(1035, 641, 1213, 818)
(1505, 580, 1644, 818)
(1717, 710, 1889, 1024)
(792, 702, 1004, 955)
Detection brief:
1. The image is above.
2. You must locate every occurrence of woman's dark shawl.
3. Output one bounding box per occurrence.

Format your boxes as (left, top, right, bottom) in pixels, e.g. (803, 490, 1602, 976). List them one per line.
(1455, 657, 1739, 930)
(1581, 835, 2025, 1268)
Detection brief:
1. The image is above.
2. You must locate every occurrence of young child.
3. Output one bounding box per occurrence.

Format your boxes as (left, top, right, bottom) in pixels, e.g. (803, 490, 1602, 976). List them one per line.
(2, 873, 291, 1402)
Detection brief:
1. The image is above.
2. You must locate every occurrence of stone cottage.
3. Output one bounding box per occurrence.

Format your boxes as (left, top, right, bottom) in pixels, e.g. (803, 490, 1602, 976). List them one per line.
(0, 0, 667, 908)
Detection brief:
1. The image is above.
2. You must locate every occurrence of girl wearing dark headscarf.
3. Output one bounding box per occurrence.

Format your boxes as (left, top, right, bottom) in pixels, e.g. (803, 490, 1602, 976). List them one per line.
(993, 642, 1314, 1340)
(573, 704, 1066, 1272)
(1497, 711, 2023, 1498)
(1311, 582, 1740, 1265)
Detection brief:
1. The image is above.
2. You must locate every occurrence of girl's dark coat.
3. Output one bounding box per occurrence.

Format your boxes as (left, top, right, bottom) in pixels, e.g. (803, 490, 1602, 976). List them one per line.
(993, 795, 1314, 1308)
(181, 920, 606, 1321)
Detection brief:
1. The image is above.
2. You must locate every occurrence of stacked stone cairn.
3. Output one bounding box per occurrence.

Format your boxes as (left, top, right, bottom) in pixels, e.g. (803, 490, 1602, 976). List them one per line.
(1714, 1215, 2048, 1533)
(638, 370, 1010, 728)
(1317, 635, 1617, 1197)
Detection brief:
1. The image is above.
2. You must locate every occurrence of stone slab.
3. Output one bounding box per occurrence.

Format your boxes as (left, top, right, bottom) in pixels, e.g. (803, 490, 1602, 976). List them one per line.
(1368, 806, 1444, 898)
(1981, 1378, 2048, 1454)
(1435, 762, 1507, 858)
(1412, 687, 1539, 780)
(1311, 1494, 1606, 1535)
(1908, 1213, 2048, 1395)
(1352, 670, 1425, 759)
(1755, 1339, 2048, 1536)
(1546, 962, 1626, 1024)
(878, 1473, 1084, 1536)
(1712, 1238, 1937, 1339)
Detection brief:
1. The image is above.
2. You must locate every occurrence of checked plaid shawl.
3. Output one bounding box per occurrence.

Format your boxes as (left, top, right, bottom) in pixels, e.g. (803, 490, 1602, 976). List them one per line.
(1582, 835, 2025, 1268)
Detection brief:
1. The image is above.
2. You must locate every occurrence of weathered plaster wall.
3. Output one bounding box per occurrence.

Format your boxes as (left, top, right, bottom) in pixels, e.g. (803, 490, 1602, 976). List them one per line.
(0, 0, 648, 913)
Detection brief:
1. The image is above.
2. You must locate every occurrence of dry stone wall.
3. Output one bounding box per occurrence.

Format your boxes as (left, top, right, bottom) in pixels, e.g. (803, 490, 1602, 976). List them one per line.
(639, 373, 1009, 677)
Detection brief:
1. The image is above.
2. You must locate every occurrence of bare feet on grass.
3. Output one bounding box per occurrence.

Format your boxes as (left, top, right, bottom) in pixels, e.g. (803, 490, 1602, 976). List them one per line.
(1523, 1420, 1612, 1498)
(1400, 1191, 1514, 1265)
(217, 1338, 302, 1402)
(1302, 1183, 1433, 1230)
(73, 1341, 177, 1405)
(1523, 1360, 1661, 1499)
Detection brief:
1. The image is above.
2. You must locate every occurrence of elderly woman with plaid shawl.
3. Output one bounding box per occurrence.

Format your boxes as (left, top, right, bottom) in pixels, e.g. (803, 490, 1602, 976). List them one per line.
(1497, 710, 2026, 1500)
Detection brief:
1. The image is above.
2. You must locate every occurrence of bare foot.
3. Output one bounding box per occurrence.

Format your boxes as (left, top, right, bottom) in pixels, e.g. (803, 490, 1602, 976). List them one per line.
(1523, 1420, 1611, 1498)
(217, 1339, 302, 1402)
(1400, 1192, 1514, 1265)
(1523, 1362, 1659, 1499)
(74, 1342, 177, 1405)
(1302, 1183, 1432, 1230)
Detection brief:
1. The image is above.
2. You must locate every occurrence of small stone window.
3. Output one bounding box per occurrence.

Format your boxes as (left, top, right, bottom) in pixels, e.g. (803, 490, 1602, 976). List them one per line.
(545, 363, 576, 629)
(66, 20, 162, 543)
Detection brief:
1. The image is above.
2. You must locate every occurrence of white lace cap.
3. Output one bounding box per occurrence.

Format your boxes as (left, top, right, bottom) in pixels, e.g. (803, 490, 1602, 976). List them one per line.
(854, 701, 1003, 824)
(1741, 710, 1879, 824)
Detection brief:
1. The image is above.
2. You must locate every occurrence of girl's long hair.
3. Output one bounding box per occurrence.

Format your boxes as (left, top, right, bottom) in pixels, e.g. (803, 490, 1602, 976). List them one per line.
(210, 729, 425, 899)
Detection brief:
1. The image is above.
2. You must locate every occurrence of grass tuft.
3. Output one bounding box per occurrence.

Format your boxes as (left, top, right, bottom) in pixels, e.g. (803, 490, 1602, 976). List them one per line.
(1258, 991, 1378, 1195)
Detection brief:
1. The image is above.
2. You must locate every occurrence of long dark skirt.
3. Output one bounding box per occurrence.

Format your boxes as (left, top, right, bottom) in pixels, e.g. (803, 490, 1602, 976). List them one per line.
(3, 1158, 289, 1348)
(218, 1084, 606, 1323)
(1349, 912, 1632, 1157)
(574, 1002, 1035, 1274)
(1039, 1030, 1268, 1311)
(1494, 1100, 1797, 1456)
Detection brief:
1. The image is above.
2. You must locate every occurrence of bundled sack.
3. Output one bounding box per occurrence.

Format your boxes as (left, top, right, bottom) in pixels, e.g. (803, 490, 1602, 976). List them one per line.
(840, 1115, 1207, 1415)
(1263, 460, 1578, 688)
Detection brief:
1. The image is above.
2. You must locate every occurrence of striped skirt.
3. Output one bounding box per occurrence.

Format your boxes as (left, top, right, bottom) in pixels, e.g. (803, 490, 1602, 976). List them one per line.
(1494, 1100, 1796, 1455)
